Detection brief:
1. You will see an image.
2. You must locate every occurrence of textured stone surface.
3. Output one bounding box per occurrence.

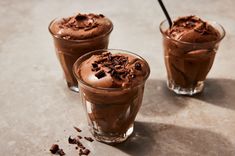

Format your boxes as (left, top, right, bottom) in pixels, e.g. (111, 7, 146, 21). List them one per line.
(0, 0, 235, 155)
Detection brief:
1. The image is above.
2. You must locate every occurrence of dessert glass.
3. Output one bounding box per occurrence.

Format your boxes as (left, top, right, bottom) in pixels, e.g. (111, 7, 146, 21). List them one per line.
(73, 49, 150, 144)
(160, 20, 225, 95)
(48, 18, 113, 92)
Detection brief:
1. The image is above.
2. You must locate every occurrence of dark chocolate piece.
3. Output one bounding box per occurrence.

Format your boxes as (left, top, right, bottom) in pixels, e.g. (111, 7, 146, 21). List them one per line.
(57, 149, 66, 156)
(74, 126, 82, 132)
(79, 149, 90, 156)
(50, 144, 59, 154)
(95, 70, 106, 79)
(75, 14, 87, 21)
(135, 62, 142, 70)
(84, 137, 94, 142)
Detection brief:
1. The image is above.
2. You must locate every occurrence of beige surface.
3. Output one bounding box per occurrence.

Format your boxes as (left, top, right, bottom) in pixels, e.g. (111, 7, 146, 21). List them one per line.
(0, 0, 235, 155)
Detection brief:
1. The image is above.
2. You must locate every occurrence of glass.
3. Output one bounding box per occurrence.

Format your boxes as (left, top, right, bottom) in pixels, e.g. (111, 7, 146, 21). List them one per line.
(73, 49, 150, 144)
(160, 20, 225, 95)
(48, 18, 113, 92)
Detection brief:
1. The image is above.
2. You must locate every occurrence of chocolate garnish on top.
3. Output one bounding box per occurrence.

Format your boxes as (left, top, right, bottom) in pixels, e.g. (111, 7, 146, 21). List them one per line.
(91, 52, 142, 82)
(95, 70, 106, 79)
(75, 13, 88, 21)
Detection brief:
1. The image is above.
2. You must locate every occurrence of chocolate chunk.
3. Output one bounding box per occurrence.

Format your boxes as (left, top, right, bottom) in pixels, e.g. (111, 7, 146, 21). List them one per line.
(75, 14, 87, 21)
(92, 63, 98, 68)
(77, 135, 83, 139)
(79, 149, 90, 156)
(68, 136, 77, 144)
(135, 62, 142, 70)
(57, 149, 65, 156)
(74, 126, 82, 132)
(95, 70, 106, 79)
(91, 63, 100, 71)
(84, 137, 94, 142)
(50, 144, 65, 156)
(50, 144, 59, 154)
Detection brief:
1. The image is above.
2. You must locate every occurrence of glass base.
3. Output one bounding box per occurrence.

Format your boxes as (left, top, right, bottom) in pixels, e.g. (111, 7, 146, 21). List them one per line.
(67, 82, 79, 92)
(167, 80, 204, 96)
(90, 124, 134, 144)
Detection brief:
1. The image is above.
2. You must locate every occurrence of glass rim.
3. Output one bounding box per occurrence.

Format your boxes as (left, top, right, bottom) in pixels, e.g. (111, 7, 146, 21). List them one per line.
(48, 18, 113, 43)
(73, 49, 151, 91)
(159, 19, 226, 45)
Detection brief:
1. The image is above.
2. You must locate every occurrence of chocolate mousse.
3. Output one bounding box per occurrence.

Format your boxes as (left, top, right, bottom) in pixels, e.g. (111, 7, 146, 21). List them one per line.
(73, 49, 150, 143)
(162, 15, 223, 92)
(49, 12, 113, 91)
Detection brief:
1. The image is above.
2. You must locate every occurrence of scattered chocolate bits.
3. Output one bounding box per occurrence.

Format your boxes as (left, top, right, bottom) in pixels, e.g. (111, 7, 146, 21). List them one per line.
(74, 126, 82, 132)
(84, 137, 94, 142)
(50, 144, 65, 156)
(79, 149, 90, 156)
(135, 62, 142, 70)
(50, 126, 93, 156)
(95, 70, 106, 79)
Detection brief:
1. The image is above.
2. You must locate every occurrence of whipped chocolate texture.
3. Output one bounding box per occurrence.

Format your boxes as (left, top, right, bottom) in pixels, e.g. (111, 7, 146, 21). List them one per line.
(50, 13, 113, 40)
(77, 51, 149, 88)
(166, 15, 220, 43)
(163, 15, 223, 89)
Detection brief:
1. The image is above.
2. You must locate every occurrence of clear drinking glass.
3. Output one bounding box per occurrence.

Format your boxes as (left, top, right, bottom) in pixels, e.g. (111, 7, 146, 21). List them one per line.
(48, 18, 113, 92)
(160, 20, 225, 95)
(73, 49, 150, 144)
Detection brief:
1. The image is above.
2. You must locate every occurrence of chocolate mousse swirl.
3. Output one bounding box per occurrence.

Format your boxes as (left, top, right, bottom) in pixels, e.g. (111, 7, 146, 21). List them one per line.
(166, 15, 220, 43)
(50, 13, 113, 40)
(78, 51, 149, 88)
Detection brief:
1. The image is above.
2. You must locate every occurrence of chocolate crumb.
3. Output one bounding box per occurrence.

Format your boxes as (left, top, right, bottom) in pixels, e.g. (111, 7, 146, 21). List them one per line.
(50, 144, 65, 156)
(75, 146, 79, 150)
(95, 70, 106, 79)
(84, 137, 94, 142)
(68, 136, 77, 144)
(135, 62, 142, 70)
(77, 135, 83, 139)
(92, 63, 98, 68)
(57, 149, 66, 156)
(74, 126, 82, 132)
(50, 144, 59, 154)
(79, 149, 90, 156)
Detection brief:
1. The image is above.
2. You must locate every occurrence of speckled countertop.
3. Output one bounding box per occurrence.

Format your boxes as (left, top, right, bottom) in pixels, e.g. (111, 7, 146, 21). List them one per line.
(0, 0, 235, 155)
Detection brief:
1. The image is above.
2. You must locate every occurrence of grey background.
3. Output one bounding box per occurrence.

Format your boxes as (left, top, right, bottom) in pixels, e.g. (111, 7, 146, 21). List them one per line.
(0, 0, 235, 155)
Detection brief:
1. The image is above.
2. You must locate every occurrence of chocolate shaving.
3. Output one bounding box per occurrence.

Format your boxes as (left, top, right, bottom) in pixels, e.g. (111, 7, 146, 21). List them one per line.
(77, 135, 83, 139)
(50, 144, 65, 156)
(135, 62, 142, 70)
(74, 126, 82, 132)
(84, 137, 94, 142)
(95, 70, 106, 79)
(57, 149, 66, 156)
(68, 136, 85, 149)
(91, 51, 140, 82)
(75, 14, 87, 21)
(68, 136, 77, 144)
(79, 149, 90, 156)
(50, 144, 59, 154)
